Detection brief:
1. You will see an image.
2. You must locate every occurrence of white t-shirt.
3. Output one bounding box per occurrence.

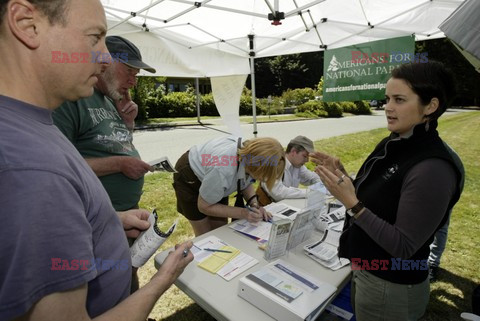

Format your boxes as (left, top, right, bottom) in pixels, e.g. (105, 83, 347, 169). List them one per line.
(189, 136, 252, 204)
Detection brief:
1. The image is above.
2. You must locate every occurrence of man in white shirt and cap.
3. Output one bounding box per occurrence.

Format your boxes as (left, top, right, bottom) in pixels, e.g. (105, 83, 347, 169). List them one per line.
(259, 135, 321, 203)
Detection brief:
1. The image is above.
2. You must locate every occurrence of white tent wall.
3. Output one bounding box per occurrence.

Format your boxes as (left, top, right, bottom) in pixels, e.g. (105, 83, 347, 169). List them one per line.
(210, 75, 248, 137)
(106, 23, 251, 135)
(105, 27, 250, 77)
(103, 0, 465, 135)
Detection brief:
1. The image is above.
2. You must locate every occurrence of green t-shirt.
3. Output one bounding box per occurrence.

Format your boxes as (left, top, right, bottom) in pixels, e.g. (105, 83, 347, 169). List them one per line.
(53, 90, 143, 211)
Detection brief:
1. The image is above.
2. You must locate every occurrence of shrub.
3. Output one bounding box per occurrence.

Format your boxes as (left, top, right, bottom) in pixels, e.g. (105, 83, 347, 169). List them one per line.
(326, 100, 373, 115)
(282, 88, 315, 107)
(324, 102, 343, 117)
(257, 96, 284, 115)
(296, 100, 327, 117)
(144, 84, 167, 118)
(353, 100, 372, 115)
(200, 93, 219, 116)
(297, 100, 318, 113)
(295, 111, 321, 118)
(339, 101, 356, 114)
(159, 92, 196, 117)
(239, 92, 253, 116)
(132, 76, 166, 121)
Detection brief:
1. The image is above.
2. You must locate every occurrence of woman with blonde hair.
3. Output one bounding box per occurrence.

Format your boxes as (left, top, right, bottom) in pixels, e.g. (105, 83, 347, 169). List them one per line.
(173, 136, 285, 236)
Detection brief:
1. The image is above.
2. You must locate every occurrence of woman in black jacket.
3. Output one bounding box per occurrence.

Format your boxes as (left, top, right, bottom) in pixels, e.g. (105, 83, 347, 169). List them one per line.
(312, 61, 464, 321)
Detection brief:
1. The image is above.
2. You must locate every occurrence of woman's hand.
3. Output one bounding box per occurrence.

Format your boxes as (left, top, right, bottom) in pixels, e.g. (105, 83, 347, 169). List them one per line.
(315, 166, 358, 209)
(243, 207, 263, 223)
(310, 151, 347, 176)
(258, 206, 272, 221)
(248, 200, 272, 222)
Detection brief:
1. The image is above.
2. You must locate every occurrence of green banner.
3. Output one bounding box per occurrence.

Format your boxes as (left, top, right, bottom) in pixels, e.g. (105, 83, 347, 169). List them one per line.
(323, 36, 417, 102)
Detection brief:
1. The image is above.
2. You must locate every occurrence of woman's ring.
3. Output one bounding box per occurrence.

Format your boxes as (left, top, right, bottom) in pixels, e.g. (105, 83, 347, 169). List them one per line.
(337, 177, 344, 184)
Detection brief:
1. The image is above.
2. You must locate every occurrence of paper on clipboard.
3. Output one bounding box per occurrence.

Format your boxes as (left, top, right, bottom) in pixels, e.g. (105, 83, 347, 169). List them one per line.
(229, 219, 271, 242)
(191, 235, 259, 281)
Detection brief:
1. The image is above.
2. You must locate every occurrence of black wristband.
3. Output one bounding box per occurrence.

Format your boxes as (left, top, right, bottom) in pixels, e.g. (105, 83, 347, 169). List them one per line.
(246, 194, 258, 206)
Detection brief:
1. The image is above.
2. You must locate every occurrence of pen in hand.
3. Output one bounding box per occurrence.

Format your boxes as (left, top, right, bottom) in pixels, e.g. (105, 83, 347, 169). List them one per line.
(203, 248, 233, 253)
(246, 205, 271, 222)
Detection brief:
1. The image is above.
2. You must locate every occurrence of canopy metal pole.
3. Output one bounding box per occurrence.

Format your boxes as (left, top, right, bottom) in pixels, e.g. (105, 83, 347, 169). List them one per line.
(195, 78, 201, 124)
(250, 57, 258, 137)
(249, 35, 258, 137)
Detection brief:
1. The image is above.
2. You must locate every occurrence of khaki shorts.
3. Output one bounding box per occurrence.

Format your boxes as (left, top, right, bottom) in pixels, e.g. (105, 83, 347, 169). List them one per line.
(173, 151, 228, 221)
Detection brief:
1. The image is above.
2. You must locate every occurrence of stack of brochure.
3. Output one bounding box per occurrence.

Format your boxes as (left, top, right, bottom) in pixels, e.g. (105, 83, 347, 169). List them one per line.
(312, 204, 345, 233)
(304, 229, 350, 271)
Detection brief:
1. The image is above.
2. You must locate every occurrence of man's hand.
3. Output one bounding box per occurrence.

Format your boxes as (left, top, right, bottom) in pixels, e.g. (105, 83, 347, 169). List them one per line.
(117, 209, 151, 238)
(119, 156, 153, 180)
(115, 91, 138, 130)
(153, 241, 193, 287)
(85, 156, 152, 179)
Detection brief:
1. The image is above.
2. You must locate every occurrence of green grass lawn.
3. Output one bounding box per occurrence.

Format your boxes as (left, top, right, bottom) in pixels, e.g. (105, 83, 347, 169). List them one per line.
(138, 111, 480, 321)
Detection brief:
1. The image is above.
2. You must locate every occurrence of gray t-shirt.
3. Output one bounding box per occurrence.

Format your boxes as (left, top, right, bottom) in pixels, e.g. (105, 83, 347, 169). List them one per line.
(0, 95, 131, 320)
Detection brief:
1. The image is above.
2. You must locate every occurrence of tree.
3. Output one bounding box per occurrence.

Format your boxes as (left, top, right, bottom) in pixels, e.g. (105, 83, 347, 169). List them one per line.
(131, 76, 166, 121)
(316, 76, 324, 96)
(248, 51, 324, 97)
(416, 38, 479, 106)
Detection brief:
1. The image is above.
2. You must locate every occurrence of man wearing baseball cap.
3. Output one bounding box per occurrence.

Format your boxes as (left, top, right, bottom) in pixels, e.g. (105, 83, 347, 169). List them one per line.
(105, 35, 156, 73)
(53, 35, 157, 292)
(258, 135, 321, 204)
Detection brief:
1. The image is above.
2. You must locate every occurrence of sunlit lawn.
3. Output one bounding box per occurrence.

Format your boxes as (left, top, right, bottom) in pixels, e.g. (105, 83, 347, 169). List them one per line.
(138, 111, 480, 321)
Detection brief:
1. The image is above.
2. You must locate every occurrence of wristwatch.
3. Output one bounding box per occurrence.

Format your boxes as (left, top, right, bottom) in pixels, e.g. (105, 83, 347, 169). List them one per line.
(346, 201, 364, 217)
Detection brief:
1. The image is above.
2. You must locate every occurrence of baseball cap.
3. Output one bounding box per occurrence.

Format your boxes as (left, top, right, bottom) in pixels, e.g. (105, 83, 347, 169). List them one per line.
(289, 136, 314, 153)
(105, 36, 156, 73)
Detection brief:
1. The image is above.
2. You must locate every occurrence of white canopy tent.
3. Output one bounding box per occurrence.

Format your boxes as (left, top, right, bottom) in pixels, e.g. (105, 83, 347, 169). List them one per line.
(439, 0, 480, 72)
(102, 0, 465, 135)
